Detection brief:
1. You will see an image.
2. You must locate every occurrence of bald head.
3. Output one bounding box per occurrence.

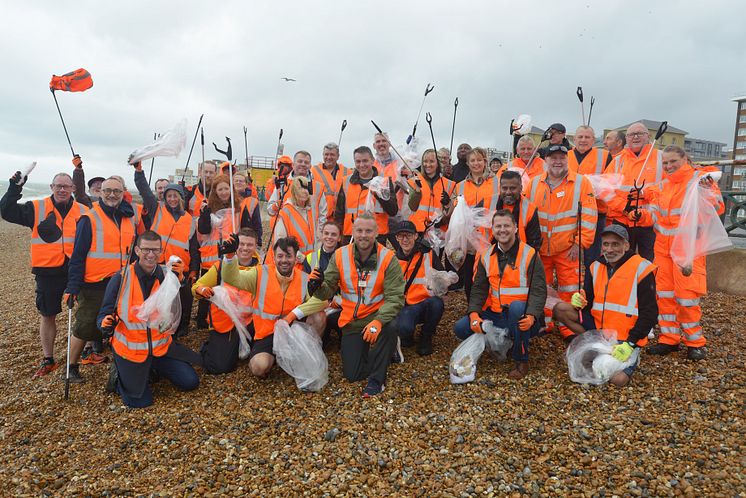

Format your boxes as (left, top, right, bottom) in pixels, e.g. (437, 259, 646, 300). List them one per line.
(626, 122, 650, 152)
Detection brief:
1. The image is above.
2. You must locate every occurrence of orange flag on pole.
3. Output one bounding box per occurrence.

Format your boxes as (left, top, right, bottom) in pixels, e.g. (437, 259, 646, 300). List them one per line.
(49, 68, 93, 92)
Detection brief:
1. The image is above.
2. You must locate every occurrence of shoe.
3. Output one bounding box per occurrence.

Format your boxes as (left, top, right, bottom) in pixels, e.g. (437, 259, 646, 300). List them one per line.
(91, 339, 105, 354)
(416, 336, 433, 356)
(392, 337, 404, 364)
(362, 378, 385, 398)
(508, 362, 529, 380)
(59, 364, 85, 384)
(33, 358, 59, 378)
(687, 346, 707, 361)
(196, 318, 209, 329)
(647, 343, 680, 356)
(105, 363, 119, 393)
(81, 350, 109, 365)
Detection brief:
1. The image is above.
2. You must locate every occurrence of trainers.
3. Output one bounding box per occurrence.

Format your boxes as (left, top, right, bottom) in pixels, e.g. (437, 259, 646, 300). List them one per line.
(392, 337, 404, 364)
(33, 357, 59, 378)
(687, 346, 707, 361)
(105, 363, 119, 393)
(362, 378, 385, 398)
(81, 349, 109, 365)
(647, 343, 680, 356)
(59, 364, 85, 384)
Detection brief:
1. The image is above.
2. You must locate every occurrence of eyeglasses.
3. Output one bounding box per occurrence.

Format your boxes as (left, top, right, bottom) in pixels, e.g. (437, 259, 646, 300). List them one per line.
(138, 247, 162, 254)
(102, 188, 124, 196)
(52, 184, 73, 190)
(627, 132, 648, 138)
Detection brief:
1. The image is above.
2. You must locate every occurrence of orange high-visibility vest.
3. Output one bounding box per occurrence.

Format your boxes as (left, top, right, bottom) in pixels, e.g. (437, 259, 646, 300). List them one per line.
(606, 144, 664, 226)
(589, 255, 657, 345)
(112, 264, 172, 363)
(497, 157, 546, 184)
(526, 170, 597, 257)
(456, 175, 499, 211)
(480, 242, 535, 312)
(399, 251, 432, 306)
(83, 203, 142, 283)
(500, 198, 537, 245)
(568, 147, 610, 214)
(209, 260, 256, 334)
(278, 202, 318, 254)
(187, 185, 206, 216)
(312, 163, 348, 218)
(251, 265, 308, 340)
(150, 203, 195, 267)
(336, 243, 395, 327)
(342, 176, 390, 235)
(407, 173, 456, 232)
(30, 198, 87, 268)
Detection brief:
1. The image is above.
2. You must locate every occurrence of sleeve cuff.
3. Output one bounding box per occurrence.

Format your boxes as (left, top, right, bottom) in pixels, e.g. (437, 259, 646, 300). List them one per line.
(291, 306, 305, 320)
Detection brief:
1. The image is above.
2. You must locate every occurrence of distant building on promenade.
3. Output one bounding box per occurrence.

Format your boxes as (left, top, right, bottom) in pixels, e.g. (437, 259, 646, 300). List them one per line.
(604, 119, 688, 150)
(685, 137, 728, 162)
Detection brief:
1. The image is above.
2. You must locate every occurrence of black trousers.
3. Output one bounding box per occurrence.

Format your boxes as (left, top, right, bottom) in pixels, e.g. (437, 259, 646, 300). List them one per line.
(461, 253, 477, 303)
(177, 282, 193, 335)
(200, 329, 239, 374)
(195, 268, 210, 322)
(340, 319, 398, 385)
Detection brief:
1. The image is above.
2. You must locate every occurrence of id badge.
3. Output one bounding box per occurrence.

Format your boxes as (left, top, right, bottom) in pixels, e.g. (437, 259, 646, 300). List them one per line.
(358, 280, 368, 289)
(556, 191, 565, 198)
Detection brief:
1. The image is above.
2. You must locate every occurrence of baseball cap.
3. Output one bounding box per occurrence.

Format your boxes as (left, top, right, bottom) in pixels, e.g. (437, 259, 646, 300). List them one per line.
(548, 123, 567, 133)
(601, 224, 629, 242)
(394, 220, 417, 235)
(87, 176, 105, 188)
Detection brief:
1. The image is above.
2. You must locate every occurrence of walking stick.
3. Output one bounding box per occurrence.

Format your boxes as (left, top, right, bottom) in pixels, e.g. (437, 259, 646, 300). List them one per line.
(449, 97, 459, 158)
(576, 86, 585, 126)
(338, 120, 348, 149)
(51, 90, 76, 156)
(406, 83, 435, 144)
(181, 114, 204, 183)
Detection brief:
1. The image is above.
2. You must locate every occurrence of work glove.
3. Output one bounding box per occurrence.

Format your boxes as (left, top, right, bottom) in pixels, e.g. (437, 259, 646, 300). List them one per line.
(72, 154, 83, 168)
(195, 286, 214, 299)
(307, 268, 324, 296)
(63, 292, 77, 309)
(571, 290, 587, 309)
(9, 170, 27, 188)
(282, 311, 298, 325)
(296, 251, 306, 265)
(469, 312, 484, 334)
(414, 178, 422, 190)
(611, 342, 635, 362)
(188, 270, 199, 284)
(627, 209, 642, 223)
(362, 319, 383, 344)
(440, 191, 451, 209)
(133, 161, 143, 172)
(218, 233, 240, 257)
(37, 211, 62, 243)
(101, 314, 120, 339)
(200, 202, 211, 216)
(518, 314, 536, 332)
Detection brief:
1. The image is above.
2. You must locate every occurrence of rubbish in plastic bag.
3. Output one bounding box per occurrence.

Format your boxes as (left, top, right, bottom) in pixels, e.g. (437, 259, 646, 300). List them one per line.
(483, 320, 513, 361)
(272, 321, 329, 392)
(449, 333, 486, 384)
(363, 176, 390, 214)
(127, 119, 187, 165)
(133, 256, 182, 334)
(585, 173, 623, 200)
(208, 285, 252, 360)
(511, 114, 532, 136)
(423, 223, 446, 255)
(670, 179, 731, 272)
(565, 329, 635, 385)
(444, 196, 491, 269)
(425, 265, 458, 297)
(197, 207, 237, 244)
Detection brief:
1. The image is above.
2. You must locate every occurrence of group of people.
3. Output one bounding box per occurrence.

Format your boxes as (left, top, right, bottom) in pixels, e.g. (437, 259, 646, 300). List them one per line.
(0, 120, 725, 407)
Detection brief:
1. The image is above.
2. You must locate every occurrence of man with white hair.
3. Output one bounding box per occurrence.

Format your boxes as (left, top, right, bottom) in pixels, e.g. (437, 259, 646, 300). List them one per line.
(312, 142, 349, 219)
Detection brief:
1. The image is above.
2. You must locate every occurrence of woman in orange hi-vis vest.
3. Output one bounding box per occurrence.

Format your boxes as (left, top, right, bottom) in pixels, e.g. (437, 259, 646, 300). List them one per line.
(272, 176, 320, 264)
(407, 149, 457, 235)
(634, 145, 725, 361)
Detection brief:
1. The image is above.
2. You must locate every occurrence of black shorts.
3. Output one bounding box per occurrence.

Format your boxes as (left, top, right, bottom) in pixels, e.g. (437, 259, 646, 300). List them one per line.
(249, 335, 274, 359)
(35, 274, 67, 317)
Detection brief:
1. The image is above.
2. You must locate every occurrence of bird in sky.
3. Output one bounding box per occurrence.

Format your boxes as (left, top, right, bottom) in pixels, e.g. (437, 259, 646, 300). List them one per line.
(281, 77, 297, 82)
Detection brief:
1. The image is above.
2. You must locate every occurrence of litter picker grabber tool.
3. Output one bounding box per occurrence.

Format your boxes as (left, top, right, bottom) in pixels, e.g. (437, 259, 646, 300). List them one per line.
(274, 129, 284, 169)
(51, 91, 76, 156)
(63, 300, 73, 400)
(371, 120, 417, 177)
(200, 128, 206, 195)
(576, 201, 583, 322)
(630, 179, 645, 228)
(243, 126, 250, 168)
(576, 86, 585, 126)
(213, 137, 236, 233)
(587, 96, 595, 126)
(635, 121, 668, 184)
(338, 120, 348, 148)
(407, 83, 435, 144)
(449, 97, 459, 158)
(425, 112, 447, 194)
(147, 132, 160, 187)
(181, 114, 204, 183)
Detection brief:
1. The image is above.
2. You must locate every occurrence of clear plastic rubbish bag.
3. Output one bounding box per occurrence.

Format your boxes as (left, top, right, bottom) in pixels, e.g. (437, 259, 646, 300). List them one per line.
(425, 265, 458, 297)
(209, 285, 252, 360)
(444, 196, 491, 269)
(133, 256, 182, 334)
(272, 321, 329, 392)
(449, 333, 486, 384)
(511, 114, 532, 136)
(565, 330, 635, 385)
(128, 119, 187, 164)
(585, 173, 623, 200)
(483, 320, 513, 361)
(423, 223, 446, 255)
(198, 207, 237, 244)
(670, 178, 731, 271)
(363, 176, 390, 214)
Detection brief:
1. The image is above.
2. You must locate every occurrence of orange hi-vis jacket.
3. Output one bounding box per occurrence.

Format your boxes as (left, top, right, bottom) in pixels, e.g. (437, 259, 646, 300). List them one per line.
(480, 242, 536, 312)
(456, 175, 500, 211)
(241, 196, 259, 219)
(498, 157, 546, 183)
(30, 198, 87, 268)
(606, 144, 664, 226)
(568, 147, 611, 214)
(399, 251, 433, 306)
(251, 265, 308, 340)
(336, 243, 396, 327)
(312, 163, 348, 218)
(197, 208, 240, 270)
(150, 203, 195, 268)
(112, 264, 171, 363)
(187, 185, 207, 216)
(209, 259, 256, 334)
(268, 176, 325, 216)
(83, 202, 142, 283)
(589, 254, 657, 346)
(407, 173, 457, 232)
(341, 176, 390, 235)
(278, 202, 319, 255)
(526, 170, 597, 257)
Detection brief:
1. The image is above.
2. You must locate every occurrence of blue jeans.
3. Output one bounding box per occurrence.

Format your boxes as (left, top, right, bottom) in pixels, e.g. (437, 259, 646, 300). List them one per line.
(453, 301, 540, 362)
(584, 213, 606, 274)
(397, 297, 445, 342)
(118, 356, 200, 408)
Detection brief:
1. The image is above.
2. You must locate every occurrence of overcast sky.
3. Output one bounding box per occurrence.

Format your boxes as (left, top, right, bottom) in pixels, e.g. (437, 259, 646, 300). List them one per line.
(1, 0, 744, 184)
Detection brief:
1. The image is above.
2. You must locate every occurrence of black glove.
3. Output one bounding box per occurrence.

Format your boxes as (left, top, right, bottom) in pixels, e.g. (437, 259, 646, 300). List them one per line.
(9, 171, 26, 189)
(307, 268, 324, 296)
(218, 233, 240, 257)
(440, 191, 451, 209)
(37, 211, 62, 243)
(629, 210, 642, 222)
(414, 178, 422, 189)
(274, 176, 287, 189)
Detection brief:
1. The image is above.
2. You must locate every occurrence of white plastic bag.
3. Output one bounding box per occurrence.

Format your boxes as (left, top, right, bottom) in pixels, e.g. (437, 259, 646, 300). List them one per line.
(449, 333, 486, 384)
(670, 180, 731, 271)
(423, 223, 446, 255)
(444, 196, 491, 269)
(272, 321, 329, 392)
(585, 173, 623, 200)
(425, 265, 458, 297)
(128, 119, 187, 164)
(565, 330, 635, 385)
(483, 320, 513, 361)
(511, 114, 532, 136)
(133, 256, 182, 334)
(209, 285, 252, 360)
(365, 175, 390, 210)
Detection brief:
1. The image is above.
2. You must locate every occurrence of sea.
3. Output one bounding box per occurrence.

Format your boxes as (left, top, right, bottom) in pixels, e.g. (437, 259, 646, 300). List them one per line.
(0, 181, 53, 202)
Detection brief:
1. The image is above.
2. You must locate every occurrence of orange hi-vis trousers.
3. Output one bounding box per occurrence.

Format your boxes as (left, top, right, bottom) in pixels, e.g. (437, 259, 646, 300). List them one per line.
(655, 252, 705, 348)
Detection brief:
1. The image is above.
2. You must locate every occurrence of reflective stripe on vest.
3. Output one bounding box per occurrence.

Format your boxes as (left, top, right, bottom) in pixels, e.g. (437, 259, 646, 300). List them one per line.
(251, 265, 308, 339)
(481, 242, 533, 310)
(336, 244, 394, 325)
(279, 203, 318, 253)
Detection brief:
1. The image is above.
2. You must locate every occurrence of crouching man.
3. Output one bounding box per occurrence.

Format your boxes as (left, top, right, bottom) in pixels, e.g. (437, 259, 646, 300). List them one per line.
(453, 210, 547, 379)
(97, 231, 200, 408)
(553, 225, 657, 387)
